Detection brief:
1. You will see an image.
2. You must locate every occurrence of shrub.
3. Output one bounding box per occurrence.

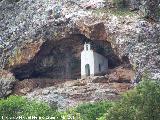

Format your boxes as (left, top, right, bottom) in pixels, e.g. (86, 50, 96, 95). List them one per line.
(0, 96, 61, 120)
(106, 78, 160, 120)
(0, 96, 112, 120)
(75, 101, 113, 120)
(112, 0, 129, 9)
(97, 114, 106, 120)
(60, 109, 83, 120)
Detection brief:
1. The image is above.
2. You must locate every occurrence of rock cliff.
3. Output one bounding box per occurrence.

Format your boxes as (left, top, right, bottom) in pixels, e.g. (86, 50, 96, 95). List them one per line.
(0, 0, 160, 80)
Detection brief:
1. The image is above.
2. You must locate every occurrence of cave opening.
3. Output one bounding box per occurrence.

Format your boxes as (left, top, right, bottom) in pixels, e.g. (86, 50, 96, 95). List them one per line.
(11, 34, 122, 80)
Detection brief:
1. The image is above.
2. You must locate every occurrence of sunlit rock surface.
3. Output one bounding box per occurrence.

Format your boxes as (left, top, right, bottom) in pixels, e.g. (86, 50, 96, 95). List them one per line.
(24, 66, 134, 111)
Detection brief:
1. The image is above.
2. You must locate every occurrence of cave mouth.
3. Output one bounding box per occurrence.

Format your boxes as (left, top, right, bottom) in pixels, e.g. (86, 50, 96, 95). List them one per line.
(11, 34, 121, 80)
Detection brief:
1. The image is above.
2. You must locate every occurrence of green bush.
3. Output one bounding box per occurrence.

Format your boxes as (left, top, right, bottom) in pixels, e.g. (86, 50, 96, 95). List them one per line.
(97, 114, 106, 120)
(75, 101, 113, 120)
(106, 78, 160, 120)
(112, 0, 128, 9)
(0, 96, 61, 120)
(60, 109, 83, 120)
(0, 96, 112, 120)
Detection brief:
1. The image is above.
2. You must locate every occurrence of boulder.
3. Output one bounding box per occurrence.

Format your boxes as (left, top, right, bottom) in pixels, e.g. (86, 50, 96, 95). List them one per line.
(0, 70, 15, 98)
(42, 89, 50, 95)
(107, 66, 135, 83)
(19, 87, 32, 95)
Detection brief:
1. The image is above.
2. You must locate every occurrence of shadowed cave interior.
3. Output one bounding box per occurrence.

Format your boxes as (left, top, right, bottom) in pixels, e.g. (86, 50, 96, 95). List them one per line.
(11, 34, 122, 80)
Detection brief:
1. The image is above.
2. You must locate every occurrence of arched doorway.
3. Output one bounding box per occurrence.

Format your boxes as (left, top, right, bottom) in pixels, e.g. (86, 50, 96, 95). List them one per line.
(85, 64, 90, 76)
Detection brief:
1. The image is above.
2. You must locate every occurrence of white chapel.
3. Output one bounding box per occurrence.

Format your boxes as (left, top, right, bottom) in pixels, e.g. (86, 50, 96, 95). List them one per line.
(81, 42, 108, 78)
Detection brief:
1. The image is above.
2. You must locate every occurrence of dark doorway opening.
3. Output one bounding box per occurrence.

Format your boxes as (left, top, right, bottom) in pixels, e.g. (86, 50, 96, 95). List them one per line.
(99, 64, 101, 72)
(85, 64, 90, 76)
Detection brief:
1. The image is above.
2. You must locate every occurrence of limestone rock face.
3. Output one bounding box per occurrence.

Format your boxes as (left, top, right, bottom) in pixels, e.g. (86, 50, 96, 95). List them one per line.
(76, 20, 107, 40)
(7, 39, 44, 68)
(12, 66, 133, 110)
(0, 0, 160, 80)
(0, 70, 15, 98)
(104, 15, 160, 79)
(0, 0, 117, 80)
(25, 74, 132, 111)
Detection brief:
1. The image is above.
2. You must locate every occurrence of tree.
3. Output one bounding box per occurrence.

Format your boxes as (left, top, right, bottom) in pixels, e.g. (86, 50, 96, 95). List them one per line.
(106, 77, 160, 120)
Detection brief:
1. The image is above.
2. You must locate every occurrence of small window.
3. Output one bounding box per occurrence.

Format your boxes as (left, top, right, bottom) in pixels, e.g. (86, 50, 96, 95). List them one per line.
(86, 45, 88, 50)
(99, 64, 101, 72)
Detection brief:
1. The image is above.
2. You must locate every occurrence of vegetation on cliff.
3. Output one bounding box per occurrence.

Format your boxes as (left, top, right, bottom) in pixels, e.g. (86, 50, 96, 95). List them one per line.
(0, 77, 160, 120)
(0, 96, 112, 120)
(0, 96, 61, 119)
(106, 76, 160, 120)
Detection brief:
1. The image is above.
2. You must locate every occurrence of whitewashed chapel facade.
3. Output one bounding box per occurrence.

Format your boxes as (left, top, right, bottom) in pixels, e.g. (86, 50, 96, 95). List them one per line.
(81, 43, 108, 78)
